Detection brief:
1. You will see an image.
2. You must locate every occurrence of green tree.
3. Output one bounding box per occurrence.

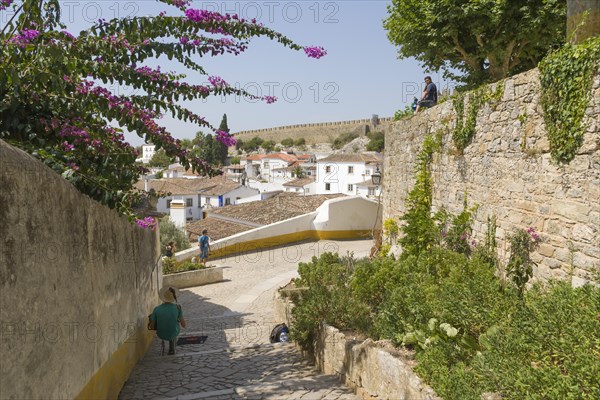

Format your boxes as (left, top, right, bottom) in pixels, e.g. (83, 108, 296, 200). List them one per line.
(159, 216, 191, 253)
(148, 149, 172, 168)
(292, 165, 305, 178)
(384, 0, 566, 86)
(243, 136, 264, 152)
(367, 132, 385, 152)
(262, 140, 276, 152)
(218, 113, 230, 133)
(0, 0, 325, 220)
(179, 138, 193, 149)
(281, 137, 294, 147)
(294, 137, 306, 146)
(229, 156, 241, 165)
(191, 131, 227, 166)
(235, 139, 245, 151)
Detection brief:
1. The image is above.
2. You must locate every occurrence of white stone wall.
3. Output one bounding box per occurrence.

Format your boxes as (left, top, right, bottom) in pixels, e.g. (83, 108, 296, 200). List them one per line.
(384, 68, 600, 285)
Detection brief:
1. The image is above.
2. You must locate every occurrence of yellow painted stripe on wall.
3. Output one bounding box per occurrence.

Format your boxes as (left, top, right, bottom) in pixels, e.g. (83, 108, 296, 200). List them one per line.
(75, 328, 154, 400)
(209, 229, 373, 259)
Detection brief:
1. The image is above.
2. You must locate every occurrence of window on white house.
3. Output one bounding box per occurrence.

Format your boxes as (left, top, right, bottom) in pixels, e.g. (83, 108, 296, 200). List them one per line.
(368, 188, 376, 196)
(225, 198, 231, 205)
(186, 198, 193, 207)
(166, 200, 172, 208)
(348, 166, 354, 174)
(305, 188, 310, 194)
(365, 169, 371, 175)
(325, 183, 331, 191)
(325, 165, 331, 173)
(205, 197, 211, 206)
(263, 161, 269, 168)
(347, 184, 353, 192)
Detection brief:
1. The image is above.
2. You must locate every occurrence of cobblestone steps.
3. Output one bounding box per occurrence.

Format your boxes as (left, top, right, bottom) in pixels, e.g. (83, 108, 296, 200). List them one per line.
(119, 240, 371, 400)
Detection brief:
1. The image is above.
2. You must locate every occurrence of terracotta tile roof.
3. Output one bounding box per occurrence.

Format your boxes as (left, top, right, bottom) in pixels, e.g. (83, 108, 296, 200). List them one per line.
(210, 192, 344, 225)
(355, 179, 377, 188)
(186, 217, 253, 242)
(225, 164, 244, 170)
(317, 153, 383, 164)
(133, 177, 214, 195)
(243, 154, 265, 161)
(133, 175, 236, 196)
(200, 181, 243, 196)
(283, 177, 315, 187)
(261, 153, 298, 163)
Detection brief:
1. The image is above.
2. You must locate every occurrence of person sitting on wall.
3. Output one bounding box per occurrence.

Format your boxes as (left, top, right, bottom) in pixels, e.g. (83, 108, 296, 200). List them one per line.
(149, 286, 186, 355)
(415, 76, 438, 113)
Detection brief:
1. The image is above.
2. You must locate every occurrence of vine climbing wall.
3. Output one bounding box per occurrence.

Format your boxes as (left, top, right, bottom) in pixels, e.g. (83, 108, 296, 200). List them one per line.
(383, 67, 600, 285)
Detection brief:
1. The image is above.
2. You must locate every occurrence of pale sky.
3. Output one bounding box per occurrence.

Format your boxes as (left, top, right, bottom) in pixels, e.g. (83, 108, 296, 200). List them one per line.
(3, 1, 456, 145)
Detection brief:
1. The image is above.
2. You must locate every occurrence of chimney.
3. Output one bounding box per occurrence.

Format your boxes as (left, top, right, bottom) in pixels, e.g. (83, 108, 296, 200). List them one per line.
(144, 176, 149, 192)
(169, 200, 186, 228)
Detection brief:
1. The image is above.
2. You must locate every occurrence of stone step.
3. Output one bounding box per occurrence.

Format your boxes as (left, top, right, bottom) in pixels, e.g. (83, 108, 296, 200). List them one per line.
(119, 343, 332, 399)
(153, 377, 358, 400)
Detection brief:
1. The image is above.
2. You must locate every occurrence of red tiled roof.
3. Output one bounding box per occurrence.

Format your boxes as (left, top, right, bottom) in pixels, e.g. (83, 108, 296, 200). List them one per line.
(318, 153, 383, 163)
(243, 154, 265, 161)
(211, 192, 344, 225)
(186, 217, 253, 242)
(261, 153, 298, 163)
(133, 178, 215, 195)
(283, 177, 315, 187)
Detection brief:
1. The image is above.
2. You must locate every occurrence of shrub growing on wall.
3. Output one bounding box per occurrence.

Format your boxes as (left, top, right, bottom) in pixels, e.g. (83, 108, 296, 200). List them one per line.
(539, 36, 600, 163)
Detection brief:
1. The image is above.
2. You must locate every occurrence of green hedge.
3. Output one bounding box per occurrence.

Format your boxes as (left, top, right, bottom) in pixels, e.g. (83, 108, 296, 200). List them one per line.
(290, 250, 599, 399)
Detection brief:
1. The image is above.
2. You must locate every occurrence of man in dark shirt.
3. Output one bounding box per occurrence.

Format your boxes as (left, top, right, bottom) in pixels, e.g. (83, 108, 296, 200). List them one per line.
(415, 76, 438, 113)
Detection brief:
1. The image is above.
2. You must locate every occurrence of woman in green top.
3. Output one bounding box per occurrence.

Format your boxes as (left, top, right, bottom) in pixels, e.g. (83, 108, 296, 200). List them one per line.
(150, 286, 186, 355)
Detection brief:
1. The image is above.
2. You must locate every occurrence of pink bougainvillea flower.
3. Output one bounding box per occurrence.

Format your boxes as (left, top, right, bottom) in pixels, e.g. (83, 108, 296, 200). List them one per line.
(304, 46, 327, 59)
(0, 0, 13, 11)
(215, 130, 236, 147)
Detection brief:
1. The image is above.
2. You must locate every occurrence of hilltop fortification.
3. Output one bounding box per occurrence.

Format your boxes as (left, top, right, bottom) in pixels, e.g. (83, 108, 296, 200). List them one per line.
(234, 117, 394, 145)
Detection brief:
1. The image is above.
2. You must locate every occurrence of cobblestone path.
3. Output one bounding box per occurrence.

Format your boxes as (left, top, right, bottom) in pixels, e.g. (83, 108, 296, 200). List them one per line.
(119, 240, 372, 400)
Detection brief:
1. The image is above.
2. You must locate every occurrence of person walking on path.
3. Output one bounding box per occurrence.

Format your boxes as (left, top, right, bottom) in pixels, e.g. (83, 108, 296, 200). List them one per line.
(198, 229, 210, 267)
(415, 75, 438, 113)
(149, 286, 186, 355)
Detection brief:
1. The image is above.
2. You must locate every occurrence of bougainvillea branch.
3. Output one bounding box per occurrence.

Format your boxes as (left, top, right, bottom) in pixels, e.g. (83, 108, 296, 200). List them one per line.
(0, 0, 326, 222)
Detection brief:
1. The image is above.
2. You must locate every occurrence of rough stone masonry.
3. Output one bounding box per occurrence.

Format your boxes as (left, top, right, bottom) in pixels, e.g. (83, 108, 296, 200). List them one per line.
(383, 67, 600, 286)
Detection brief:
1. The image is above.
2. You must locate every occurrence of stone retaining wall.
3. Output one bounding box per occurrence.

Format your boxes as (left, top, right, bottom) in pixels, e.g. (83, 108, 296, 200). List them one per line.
(383, 68, 600, 285)
(162, 266, 224, 289)
(0, 140, 160, 399)
(273, 291, 438, 400)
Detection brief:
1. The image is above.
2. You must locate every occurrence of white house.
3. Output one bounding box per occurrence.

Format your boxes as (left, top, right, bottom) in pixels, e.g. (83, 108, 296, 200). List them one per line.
(355, 179, 382, 199)
(134, 178, 212, 221)
(282, 177, 316, 195)
(199, 181, 259, 208)
(315, 152, 383, 196)
(137, 143, 156, 164)
(134, 176, 258, 223)
(241, 152, 314, 181)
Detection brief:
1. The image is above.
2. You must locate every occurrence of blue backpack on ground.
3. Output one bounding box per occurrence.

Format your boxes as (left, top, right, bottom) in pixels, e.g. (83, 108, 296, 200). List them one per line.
(270, 323, 289, 343)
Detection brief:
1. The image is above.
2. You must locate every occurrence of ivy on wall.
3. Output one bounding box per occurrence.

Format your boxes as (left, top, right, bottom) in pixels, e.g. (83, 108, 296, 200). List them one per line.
(399, 131, 442, 255)
(452, 83, 504, 152)
(539, 37, 600, 163)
